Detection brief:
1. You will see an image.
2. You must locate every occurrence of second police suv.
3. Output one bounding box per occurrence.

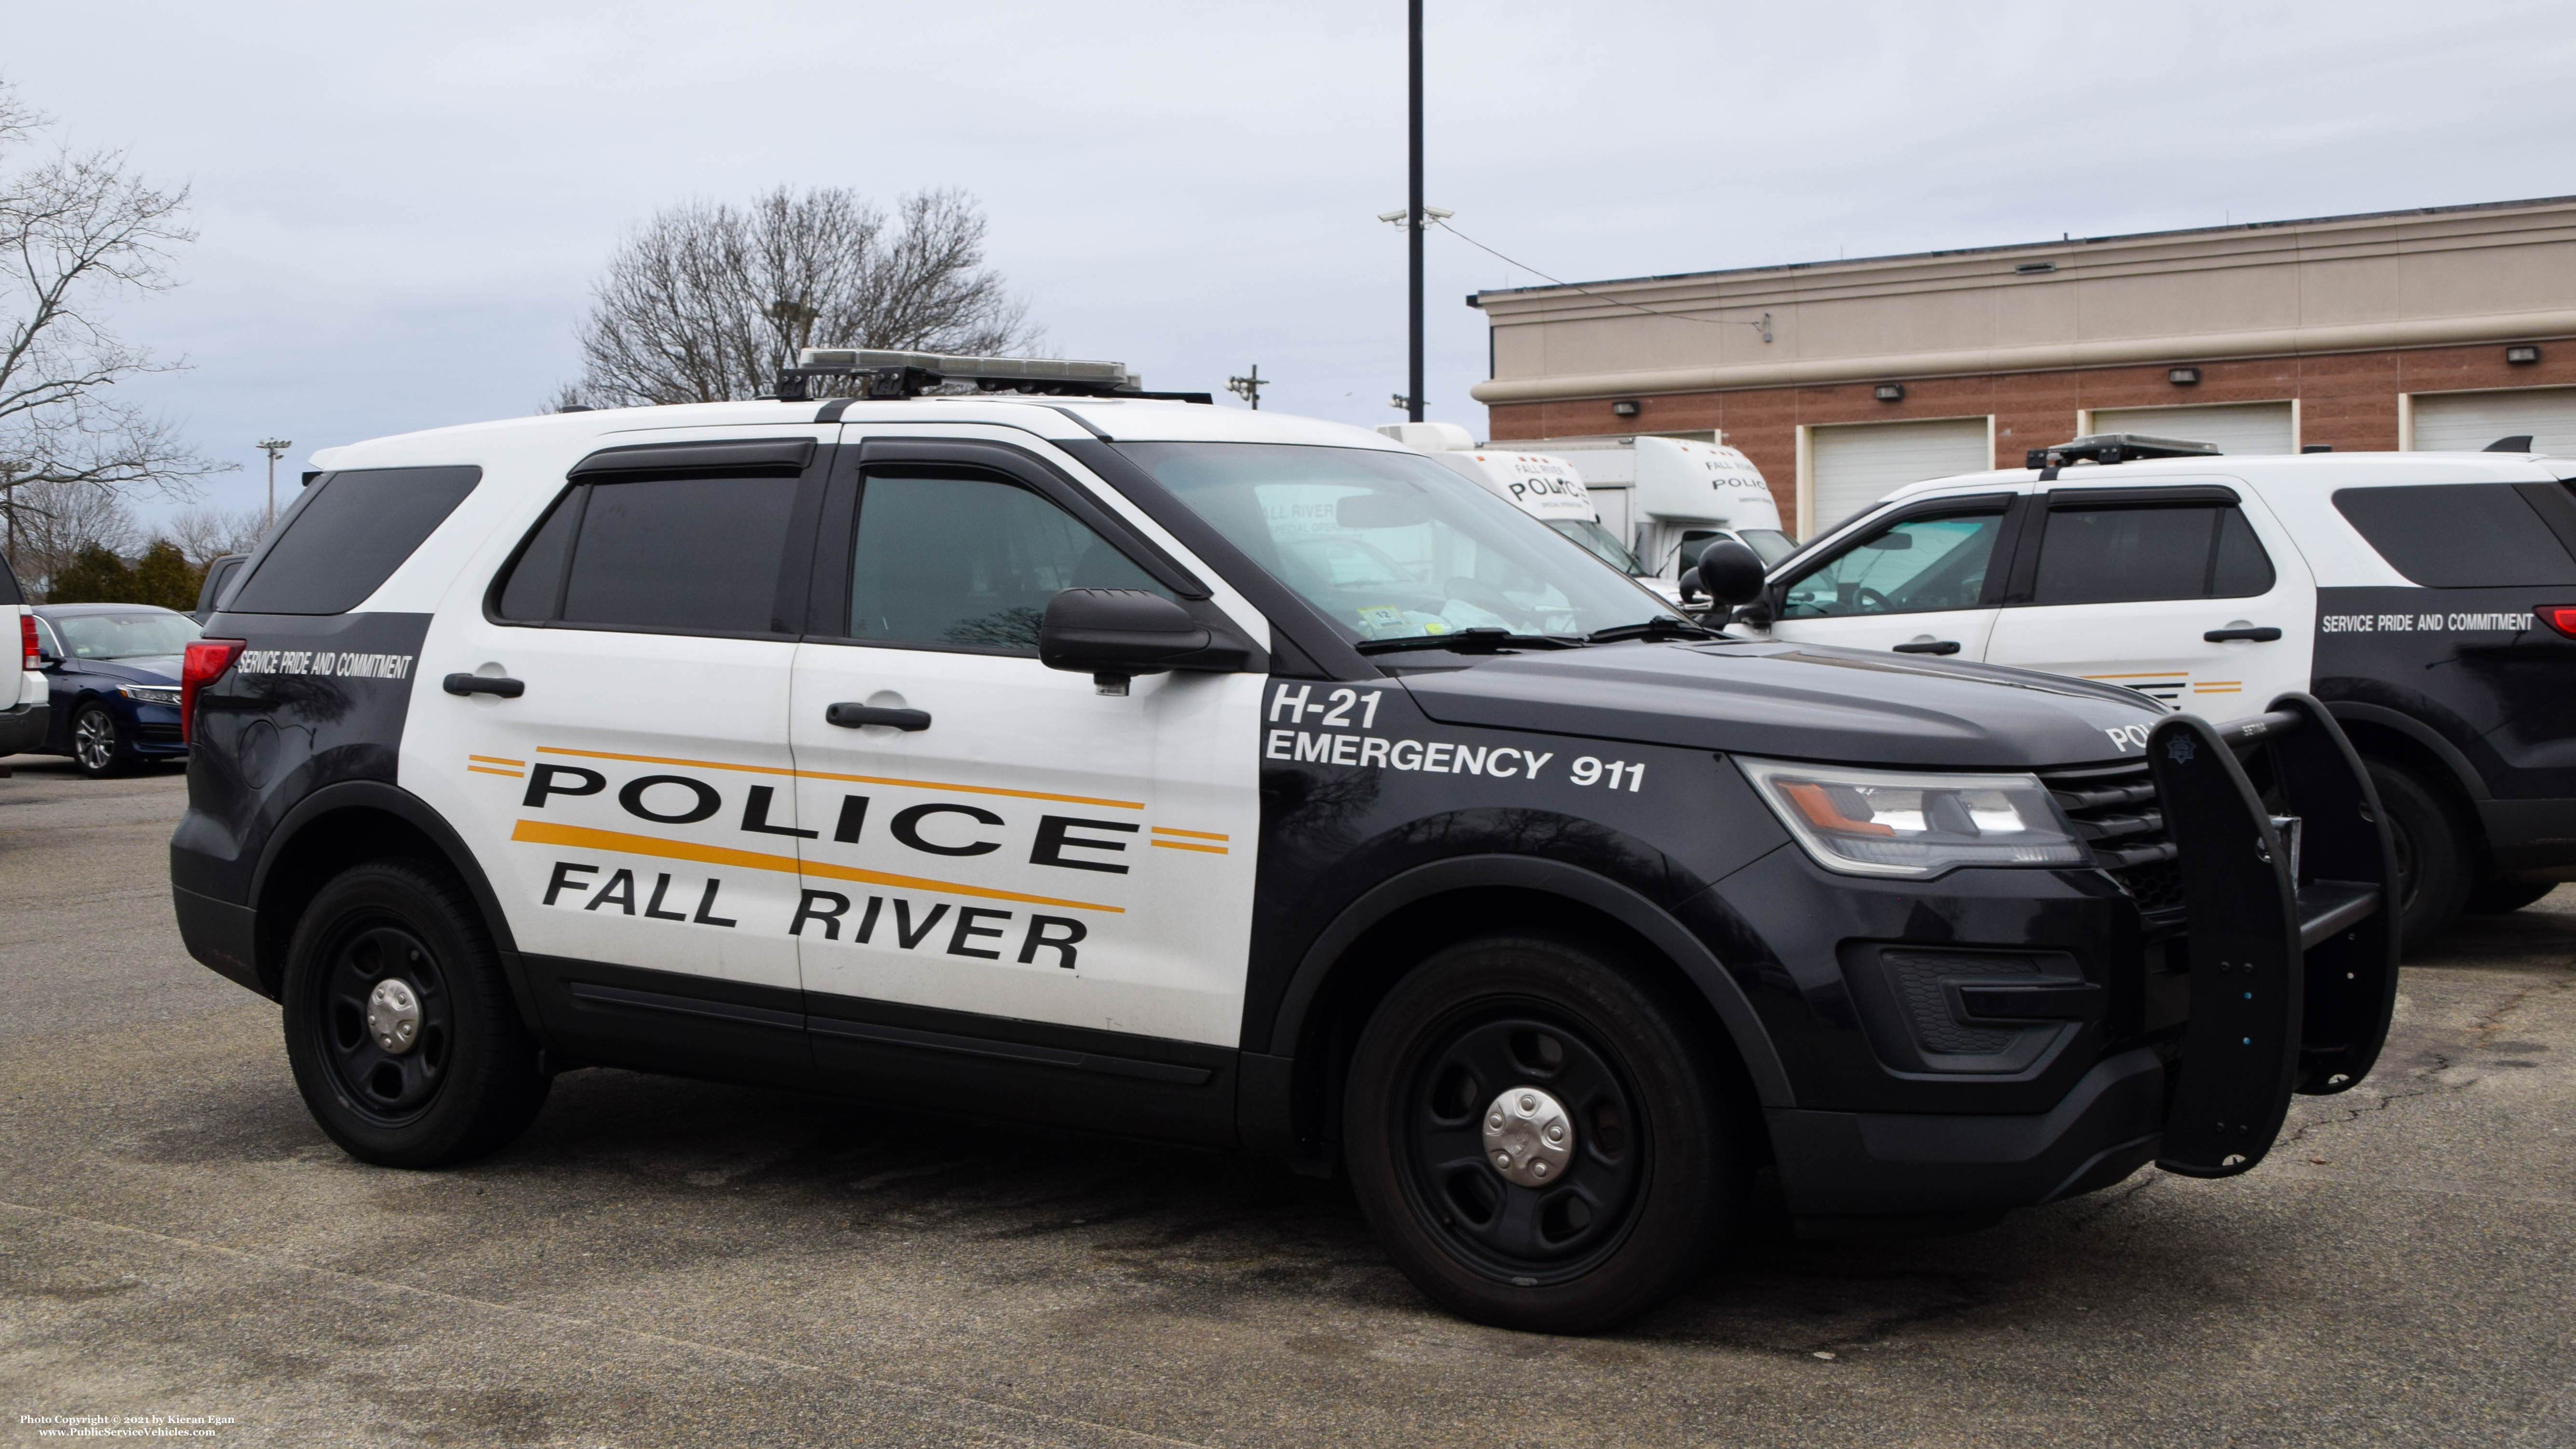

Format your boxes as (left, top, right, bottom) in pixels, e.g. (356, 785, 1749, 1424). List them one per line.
(174, 350, 2400, 1332)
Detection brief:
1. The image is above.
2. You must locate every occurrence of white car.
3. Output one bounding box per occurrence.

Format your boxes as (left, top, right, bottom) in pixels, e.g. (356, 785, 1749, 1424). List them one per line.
(1736, 435, 2576, 944)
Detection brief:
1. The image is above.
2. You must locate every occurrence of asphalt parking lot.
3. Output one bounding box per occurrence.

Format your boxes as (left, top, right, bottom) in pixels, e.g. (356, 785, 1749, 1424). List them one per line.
(2, 758, 2570, 1448)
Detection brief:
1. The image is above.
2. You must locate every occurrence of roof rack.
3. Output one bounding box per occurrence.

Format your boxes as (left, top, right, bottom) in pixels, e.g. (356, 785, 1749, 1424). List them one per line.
(2025, 433, 2222, 469)
(773, 348, 1212, 405)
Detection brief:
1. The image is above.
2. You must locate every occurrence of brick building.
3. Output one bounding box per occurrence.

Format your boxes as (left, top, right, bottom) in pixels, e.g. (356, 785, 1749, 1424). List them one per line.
(1468, 196, 2576, 537)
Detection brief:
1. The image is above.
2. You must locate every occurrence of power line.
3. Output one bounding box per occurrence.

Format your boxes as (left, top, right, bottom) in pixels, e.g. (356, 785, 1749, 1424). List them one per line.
(1434, 220, 1772, 341)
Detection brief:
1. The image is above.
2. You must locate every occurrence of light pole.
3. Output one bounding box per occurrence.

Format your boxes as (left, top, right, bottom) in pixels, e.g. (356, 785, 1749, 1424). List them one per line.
(1407, 0, 1424, 423)
(257, 439, 291, 529)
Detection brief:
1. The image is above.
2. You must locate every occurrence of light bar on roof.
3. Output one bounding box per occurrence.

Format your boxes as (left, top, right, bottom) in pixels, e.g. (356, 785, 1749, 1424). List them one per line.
(797, 348, 1141, 393)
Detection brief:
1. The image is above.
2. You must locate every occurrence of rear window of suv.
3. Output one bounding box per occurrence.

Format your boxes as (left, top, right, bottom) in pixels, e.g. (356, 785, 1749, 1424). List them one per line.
(226, 466, 482, 615)
(2333, 483, 2576, 588)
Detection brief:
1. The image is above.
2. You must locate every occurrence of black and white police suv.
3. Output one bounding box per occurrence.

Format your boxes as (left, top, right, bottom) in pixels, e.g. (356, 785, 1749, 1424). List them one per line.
(1736, 433, 2576, 950)
(176, 352, 2400, 1332)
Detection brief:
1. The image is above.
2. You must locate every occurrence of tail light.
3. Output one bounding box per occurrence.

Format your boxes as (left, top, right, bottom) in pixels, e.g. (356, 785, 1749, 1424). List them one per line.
(180, 639, 246, 744)
(2540, 606, 2576, 640)
(18, 613, 34, 670)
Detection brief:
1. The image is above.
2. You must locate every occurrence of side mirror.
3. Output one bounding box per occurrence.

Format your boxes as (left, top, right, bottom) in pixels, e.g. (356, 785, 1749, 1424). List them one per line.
(1862, 531, 1914, 551)
(1694, 540, 1768, 608)
(1039, 588, 1254, 693)
(1677, 566, 1703, 603)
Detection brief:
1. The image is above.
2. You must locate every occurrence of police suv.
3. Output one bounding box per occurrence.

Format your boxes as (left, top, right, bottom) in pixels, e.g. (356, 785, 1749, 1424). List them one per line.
(1739, 434, 2576, 949)
(176, 353, 2399, 1332)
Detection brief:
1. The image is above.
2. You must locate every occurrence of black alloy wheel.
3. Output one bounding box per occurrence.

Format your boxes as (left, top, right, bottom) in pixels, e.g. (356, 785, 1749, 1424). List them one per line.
(318, 924, 455, 1122)
(281, 861, 549, 1167)
(1344, 934, 1743, 1334)
(70, 702, 126, 777)
(1400, 1012, 1645, 1285)
(2365, 758, 2470, 952)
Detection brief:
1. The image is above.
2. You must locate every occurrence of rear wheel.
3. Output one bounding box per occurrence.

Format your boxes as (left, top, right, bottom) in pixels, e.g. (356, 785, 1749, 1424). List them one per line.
(1343, 934, 1743, 1334)
(2366, 758, 2471, 952)
(281, 861, 548, 1167)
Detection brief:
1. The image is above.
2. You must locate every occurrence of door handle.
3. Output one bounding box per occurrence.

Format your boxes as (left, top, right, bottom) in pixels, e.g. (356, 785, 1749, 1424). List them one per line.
(443, 673, 525, 698)
(826, 702, 932, 731)
(1892, 640, 1961, 656)
(2204, 627, 2283, 642)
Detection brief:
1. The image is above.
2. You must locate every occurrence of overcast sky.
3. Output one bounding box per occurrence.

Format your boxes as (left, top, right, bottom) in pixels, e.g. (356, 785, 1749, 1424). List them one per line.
(11, 0, 2576, 532)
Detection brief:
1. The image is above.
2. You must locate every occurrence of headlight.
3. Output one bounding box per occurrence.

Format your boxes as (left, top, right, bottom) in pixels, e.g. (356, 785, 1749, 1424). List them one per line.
(118, 684, 182, 707)
(1736, 756, 2090, 878)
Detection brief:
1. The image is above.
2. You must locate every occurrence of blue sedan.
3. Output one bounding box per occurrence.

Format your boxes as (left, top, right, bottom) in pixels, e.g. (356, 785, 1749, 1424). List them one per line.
(28, 604, 202, 777)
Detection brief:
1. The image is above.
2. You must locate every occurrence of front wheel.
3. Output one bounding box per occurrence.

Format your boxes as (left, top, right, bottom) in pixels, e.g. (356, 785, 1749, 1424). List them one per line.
(281, 861, 548, 1167)
(70, 702, 129, 778)
(1343, 934, 1744, 1334)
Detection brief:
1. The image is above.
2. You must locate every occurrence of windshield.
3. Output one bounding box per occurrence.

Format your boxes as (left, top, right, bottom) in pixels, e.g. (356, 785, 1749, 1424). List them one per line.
(1124, 442, 1680, 644)
(50, 611, 201, 660)
(1738, 529, 1796, 566)
(1547, 518, 1646, 574)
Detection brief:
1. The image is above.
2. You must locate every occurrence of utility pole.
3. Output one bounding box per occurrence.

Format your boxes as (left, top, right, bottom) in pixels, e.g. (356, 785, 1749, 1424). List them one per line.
(1226, 365, 1267, 410)
(1407, 0, 1425, 423)
(256, 439, 292, 529)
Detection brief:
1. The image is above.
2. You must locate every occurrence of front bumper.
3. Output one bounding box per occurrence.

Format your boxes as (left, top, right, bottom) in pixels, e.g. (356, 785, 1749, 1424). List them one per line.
(1748, 692, 2399, 1219)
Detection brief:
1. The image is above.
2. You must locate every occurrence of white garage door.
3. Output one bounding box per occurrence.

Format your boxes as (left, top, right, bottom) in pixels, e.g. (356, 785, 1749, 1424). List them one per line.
(2411, 387, 2576, 455)
(1809, 417, 1991, 532)
(2090, 401, 2295, 456)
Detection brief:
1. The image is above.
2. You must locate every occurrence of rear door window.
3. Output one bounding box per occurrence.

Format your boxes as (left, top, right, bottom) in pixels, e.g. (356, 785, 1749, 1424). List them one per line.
(2333, 483, 2576, 587)
(495, 476, 801, 635)
(1779, 508, 2005, 618)
(226, 466, 482, 615)
(2029, 503, 2276, 604)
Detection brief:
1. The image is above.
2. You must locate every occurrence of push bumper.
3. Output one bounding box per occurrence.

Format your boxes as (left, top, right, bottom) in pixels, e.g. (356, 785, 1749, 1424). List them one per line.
(1764, 692, 2399, 1218)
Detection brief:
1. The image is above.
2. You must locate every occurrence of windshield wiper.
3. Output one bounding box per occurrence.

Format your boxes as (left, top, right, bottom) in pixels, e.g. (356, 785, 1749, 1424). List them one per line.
(1354, 627, 1588, 656)
(1586, 617, 1719, 643)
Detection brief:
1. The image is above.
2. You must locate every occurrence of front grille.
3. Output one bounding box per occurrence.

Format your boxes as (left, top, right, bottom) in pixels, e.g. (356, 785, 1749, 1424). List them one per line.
(2042, 761, 2184, 921)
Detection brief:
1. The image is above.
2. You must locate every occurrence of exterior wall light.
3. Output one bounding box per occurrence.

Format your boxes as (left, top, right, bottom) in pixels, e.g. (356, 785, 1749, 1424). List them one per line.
(2168, 367, 2202, 385)
(1874, 383, 1905, 402)
(2506, 345, 2542, 365)
(1611, 399, 1641, 417)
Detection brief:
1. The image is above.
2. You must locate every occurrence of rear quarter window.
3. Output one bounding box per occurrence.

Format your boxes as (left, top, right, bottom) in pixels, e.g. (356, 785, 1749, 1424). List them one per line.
(226, 466, 483, 615)
(2332, 483, 2576, 588)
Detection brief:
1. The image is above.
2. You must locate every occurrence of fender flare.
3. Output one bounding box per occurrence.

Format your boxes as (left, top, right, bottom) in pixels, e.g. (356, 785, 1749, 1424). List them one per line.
(2325, 700, 2490, 802)
(1262, 853, 1794, 1108)
(250, 779, 538, 1028)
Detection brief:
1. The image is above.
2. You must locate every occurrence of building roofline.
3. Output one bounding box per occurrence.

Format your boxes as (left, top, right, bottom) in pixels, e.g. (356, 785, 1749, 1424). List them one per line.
(1471, 194, 2576, 301)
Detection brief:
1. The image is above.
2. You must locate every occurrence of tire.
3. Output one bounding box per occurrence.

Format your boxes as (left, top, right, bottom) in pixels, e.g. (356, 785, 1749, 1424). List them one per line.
(1343, 933, 1744, 1334)
(280, 860, 548, 1167)
(70, 701, 130, 778)
(2366, 758, 2471, 952)
(2465, 875, 2556, 916)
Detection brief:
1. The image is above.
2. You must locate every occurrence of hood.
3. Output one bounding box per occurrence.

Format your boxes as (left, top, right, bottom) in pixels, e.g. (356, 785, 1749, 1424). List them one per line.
(74, 656, 184, 686)
(1398, 641, 2169, 769)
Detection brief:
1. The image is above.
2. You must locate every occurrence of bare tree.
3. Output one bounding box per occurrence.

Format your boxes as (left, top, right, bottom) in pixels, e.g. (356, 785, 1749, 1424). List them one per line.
(164, 503, 268, 567)
(559, 187, 1039, 407)
(3, 474, 136, 595)
(0, 82, 231, 565)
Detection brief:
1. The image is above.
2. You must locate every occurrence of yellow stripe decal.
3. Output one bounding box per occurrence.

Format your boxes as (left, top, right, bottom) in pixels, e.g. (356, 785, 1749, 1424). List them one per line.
(1150, 826, 1230, 840)
(531, 746, 1141, 810)
(508, 819, 1122, 914)
(1149, 840, 1229, 854)
(468, 754, 525, 766)
(2083, 672, 2188, 681)
(467, 766, 526, 778)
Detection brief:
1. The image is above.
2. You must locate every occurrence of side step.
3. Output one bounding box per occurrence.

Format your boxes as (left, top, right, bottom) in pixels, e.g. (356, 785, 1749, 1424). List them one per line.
(2145, 693, 2400, 1178)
